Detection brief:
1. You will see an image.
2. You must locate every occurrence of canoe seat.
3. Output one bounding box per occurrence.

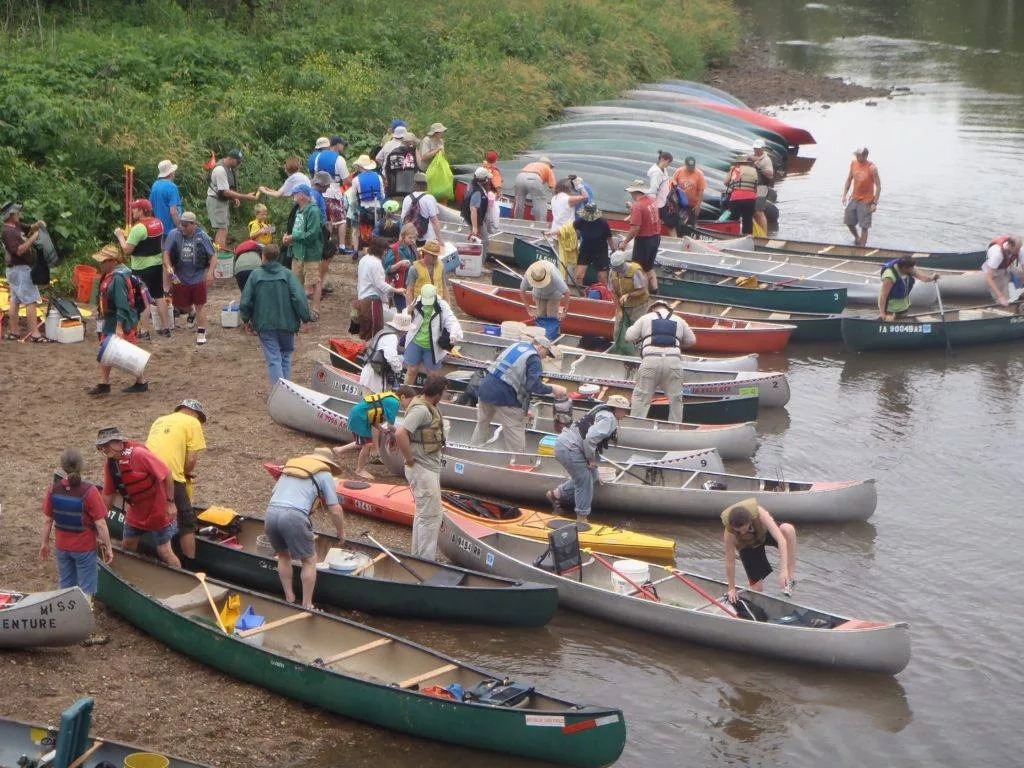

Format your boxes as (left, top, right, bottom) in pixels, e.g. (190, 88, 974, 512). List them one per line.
(766, 312, 791, 320)
(398, 663, 458, 689)
(160, 583, 229, 612)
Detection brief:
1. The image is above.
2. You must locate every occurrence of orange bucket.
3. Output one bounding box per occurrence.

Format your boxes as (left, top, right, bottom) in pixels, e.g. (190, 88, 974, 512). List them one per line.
(73, 265, 99, 303)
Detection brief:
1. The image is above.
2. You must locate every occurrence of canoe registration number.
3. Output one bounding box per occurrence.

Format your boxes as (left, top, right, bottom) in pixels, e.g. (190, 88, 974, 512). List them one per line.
(449, 533, 482, 559)
(878, 324, 932, 334)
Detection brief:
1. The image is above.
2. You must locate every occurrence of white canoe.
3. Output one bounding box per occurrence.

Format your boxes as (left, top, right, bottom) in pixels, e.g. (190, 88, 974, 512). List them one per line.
(0, 587, 93, 648)
(439, 514, 910, 675)
(310, 360, 759, 459)
(381, 441, 876, 523)
(450, 336, 790, 407)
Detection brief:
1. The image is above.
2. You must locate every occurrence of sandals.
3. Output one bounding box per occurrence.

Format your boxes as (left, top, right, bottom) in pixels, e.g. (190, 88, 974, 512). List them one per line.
(3, 333, 18, 341)
(355, 470, 375, 481)
(28, 335, 55, 343)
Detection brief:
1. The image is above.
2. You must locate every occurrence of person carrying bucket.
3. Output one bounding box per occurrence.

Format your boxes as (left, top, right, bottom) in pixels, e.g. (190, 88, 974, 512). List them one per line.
(88, 245, 149, 396)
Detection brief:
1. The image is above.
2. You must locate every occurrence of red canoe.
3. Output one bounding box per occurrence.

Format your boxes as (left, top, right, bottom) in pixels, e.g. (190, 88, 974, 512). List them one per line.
(680, 102, 816, 147)
(449, 280, 795, 354)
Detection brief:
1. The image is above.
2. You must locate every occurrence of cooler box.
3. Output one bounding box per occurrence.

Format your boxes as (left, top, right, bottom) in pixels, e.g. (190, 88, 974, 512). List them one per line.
(56, 319, 84, 344)
(441, 242, 461, 274)
(455, 243, 484, 278)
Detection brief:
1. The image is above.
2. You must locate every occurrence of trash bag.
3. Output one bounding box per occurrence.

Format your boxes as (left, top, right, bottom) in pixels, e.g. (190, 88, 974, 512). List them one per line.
(425, 152, 454, 203)
(36, 228, 59, 267)
(609, 307, 636, 356)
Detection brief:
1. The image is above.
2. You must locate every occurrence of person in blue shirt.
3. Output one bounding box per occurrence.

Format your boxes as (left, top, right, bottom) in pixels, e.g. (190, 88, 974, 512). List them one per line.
(470, 337, 567, 459)
(149, 160, 182, 241)
(332, 385, 416, 480)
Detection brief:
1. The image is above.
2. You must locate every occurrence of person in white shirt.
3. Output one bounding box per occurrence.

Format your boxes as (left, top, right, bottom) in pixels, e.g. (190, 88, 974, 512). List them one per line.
(519, 260, 570, 319)
(624, 300, 696, 422)
(258, 156, 312, 200)
(356, 237, 405, 340)
(982, 235, 1023, 306)
(546, 178, 589, 235)
(360, 312, 414, 393)
(400, 190, 443, 244)
(646, 150, 673, 208)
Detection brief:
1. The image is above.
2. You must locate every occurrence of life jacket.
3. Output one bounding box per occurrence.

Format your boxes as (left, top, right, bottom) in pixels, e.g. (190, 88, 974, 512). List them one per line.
(460, 182, 490, 225)
(409, 260, 446, 302)
(642, 311, 681, 350)
(107, 444, 160, 504)
(485, 341, 537, 410)
(313, 149, 341, 180)
(363, 391, 398, 426)
(721, 497, 768, 550)
(574, 405, 616, 454)
(407, 395, 445, 454)
(49, 478, 93, 534)
(990, 236, 1020, 270)
(386, 243, 412, 288)
(99, 269, 145, 318)
(280, 455, 335, 511)
(731, 165, 759, 194)
(613, 263, 648, 310)
(881, 259, 914, 300)
(133, 217, 165, 257)
(356, 171, 383, 205)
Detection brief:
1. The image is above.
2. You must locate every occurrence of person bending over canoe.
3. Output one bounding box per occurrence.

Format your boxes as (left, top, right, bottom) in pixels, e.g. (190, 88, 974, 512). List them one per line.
(982, 235, 1023, 306)
(878, 256, 939, 321)
(334, 386, 416, 481)
(470, 336, 568, 459)
(546, 395, 631, 523)
(722, 498, 797, 602)
(519, 260, 570, 321)
(265, 448, 346, 609)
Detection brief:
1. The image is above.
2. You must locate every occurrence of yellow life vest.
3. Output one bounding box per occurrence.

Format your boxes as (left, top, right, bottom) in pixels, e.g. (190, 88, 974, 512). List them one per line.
(407, 395, 445, 454)
(614, 262, 649, 310)
(281, 455, 335, 479)
(720, 497, 768, 550)
(364, 390, 396, 426)
(409, 260, 446, 303)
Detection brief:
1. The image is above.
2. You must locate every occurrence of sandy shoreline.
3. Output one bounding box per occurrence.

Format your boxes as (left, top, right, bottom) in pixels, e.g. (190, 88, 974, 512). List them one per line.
(0, 47, 875, 768)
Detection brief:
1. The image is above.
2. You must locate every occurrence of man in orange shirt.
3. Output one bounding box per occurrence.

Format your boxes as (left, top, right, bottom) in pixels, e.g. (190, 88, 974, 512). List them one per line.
(513, 157, 556, 223)
(671, 156, 707, 235)
(841, 147, 881, 246)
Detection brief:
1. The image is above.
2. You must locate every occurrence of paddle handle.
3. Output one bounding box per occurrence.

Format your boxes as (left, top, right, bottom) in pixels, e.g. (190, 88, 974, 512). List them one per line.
(363, 533, 424, 583)
(67, 740, 105, 768)
(351, 552, 387, 576)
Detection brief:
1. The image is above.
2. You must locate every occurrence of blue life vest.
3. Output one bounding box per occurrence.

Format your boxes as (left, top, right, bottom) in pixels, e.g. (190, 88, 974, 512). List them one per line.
(648, 316, 679, 348)
(487, 342, 537, 409)
(357, 171, 384, 204)
(881, 259, 914, 299)
(50, 479, 91, 534)
(313, 149, 340, 178)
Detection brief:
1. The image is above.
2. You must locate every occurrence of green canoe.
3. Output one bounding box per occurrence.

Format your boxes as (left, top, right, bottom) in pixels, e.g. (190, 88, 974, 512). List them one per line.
(105, 508, 558, 627)
(841, 306, 1024, 351)
(655, 266, 849, 314)
(97, 551, 626, 768)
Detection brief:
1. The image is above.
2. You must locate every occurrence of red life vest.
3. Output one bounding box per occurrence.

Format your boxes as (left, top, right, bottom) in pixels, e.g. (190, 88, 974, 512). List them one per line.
(990, 236, 1019, 270)
(107, 443, 160, 503)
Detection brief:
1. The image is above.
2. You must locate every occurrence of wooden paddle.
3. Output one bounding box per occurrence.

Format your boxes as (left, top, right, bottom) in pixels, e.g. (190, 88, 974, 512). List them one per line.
(361, 531, 425, 583)
(583, 548, 659, 601)
(194, 572, 229, 633)
(67, 740, 105, 768)
(351, 551, 387, 576)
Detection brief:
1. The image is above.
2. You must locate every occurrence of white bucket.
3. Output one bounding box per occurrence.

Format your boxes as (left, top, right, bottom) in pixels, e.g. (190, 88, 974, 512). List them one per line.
(98, 335, 151, 378)
(500, 320, 526, 339)
(214, 251, 234, 279)
(256, 534, 275, 557)
(221, 304, 240, 328)
(609, 560, 650, 595)
(323, 548, 373, 577)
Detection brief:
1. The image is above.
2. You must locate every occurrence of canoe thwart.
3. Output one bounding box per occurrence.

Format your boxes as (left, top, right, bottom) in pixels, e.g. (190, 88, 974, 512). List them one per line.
(67, 740, 105, 768)
(235, 611, 312, 638)
(398, 663, 459, 689)
(320, 637, 394, 665)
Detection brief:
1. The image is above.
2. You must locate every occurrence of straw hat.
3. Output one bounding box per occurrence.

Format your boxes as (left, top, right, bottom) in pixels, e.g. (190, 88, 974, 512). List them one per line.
(418, 240, 443, 258)
(92, 244, 122, 263)
(605, 395, 631, 410)
(306, 447, 344, 475)
(526, 261, 553, 289)
(354, 154, 377, 170)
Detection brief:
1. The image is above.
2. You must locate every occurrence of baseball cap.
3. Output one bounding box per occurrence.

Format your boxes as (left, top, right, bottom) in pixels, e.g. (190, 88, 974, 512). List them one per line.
(292, 184, 314, 197)
(610, 251, 628, 268)
(382, 199, 400, 213)
(179, 211, 198, 224)
(390, 119, 407, 130)
(752, 139, 766, 150)
(533, 335, 561, 358)
(130, 198, 152, 212)
(393, 125, 408, 140)
(684, 156, 696, 168)
(473, 166, 493, 180)
(227, 149, 244, 161)
(485, 150, 499, 163)
(419, 284, 437, 306)
(330, 135, 347, 147)
(854, 147, 869, 156)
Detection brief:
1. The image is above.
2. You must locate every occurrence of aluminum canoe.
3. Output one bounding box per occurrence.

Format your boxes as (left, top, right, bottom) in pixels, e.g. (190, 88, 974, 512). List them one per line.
(311, 359, 759, 459)
(0, 587, 93, 648)
(439, 515, 909, 675)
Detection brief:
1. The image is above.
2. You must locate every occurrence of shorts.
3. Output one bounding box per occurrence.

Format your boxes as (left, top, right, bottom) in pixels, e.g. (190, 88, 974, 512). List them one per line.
(123, 520, 178, 546)
(265, 503, 315, 559)
(755, 195, 768, 212)
(353, 433, 374, 446)
(631, 235, 661, 271)
(206, 196, 230, 230)
(578, 250, 610, 272)
(844, 200, 873, 229)
(173, 480, 196, 533)
(6, 265, 41, 305)
(234, 269, 253, 292)
(403, 341, 440, 371)
(133, 263, 165, 300)
(738, 531, 778, 586)
(172, 281, 208, 311)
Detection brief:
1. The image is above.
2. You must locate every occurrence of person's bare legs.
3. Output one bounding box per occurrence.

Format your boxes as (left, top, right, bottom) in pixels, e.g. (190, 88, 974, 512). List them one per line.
(214, 228, 228, 251)
(299, 555, 318, 609)
(275, 551, 296, 603)
(154, 541, 181, 569)
(779, 522, 797, 580)
(178, 531, 196, 560)
(857, 227, 870, 247)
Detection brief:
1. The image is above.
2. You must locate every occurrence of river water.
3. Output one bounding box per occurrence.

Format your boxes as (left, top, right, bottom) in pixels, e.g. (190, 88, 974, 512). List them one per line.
(311, 3, 1024, 766)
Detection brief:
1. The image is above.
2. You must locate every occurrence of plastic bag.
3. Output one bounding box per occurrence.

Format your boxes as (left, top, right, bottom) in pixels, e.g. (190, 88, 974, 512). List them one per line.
(425, 152, 454, 203)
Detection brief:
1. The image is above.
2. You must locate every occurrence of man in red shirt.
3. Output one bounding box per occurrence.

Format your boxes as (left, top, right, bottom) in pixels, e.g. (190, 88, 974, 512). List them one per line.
(618, 180, 662, 292)
(97, 426, 180, 568)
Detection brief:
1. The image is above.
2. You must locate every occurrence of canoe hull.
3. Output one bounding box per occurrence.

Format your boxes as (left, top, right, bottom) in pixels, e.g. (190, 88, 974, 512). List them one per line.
(268, 377, 356, 443)
(842, 311, 1024, 351)
(97, 558, 626, 768)
(656, 271, 847, 318)
(440, 515, 911, 675)
(0, 587, 93, 648)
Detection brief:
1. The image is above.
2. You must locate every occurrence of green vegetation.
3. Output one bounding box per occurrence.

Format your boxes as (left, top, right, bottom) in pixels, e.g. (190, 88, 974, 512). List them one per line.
(0, 0, 738, 285)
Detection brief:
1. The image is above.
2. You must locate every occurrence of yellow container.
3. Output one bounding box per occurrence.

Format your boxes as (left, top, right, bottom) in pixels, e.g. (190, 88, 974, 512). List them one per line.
(124, 753, 170, 768)
(537, 435, 558, 456)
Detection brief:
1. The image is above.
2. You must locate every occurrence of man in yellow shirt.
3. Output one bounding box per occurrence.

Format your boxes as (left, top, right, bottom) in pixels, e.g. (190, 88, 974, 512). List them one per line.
(146, 399, 208, 560)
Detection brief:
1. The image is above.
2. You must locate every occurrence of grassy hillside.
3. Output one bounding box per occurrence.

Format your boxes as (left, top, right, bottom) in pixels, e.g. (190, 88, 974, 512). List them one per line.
(0, 0, 738, 273)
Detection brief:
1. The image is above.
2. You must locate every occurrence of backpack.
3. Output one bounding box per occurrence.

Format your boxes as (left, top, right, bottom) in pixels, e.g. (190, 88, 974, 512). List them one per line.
(459, 184, 489, 226)
(403, 193, 430, 238)
(126, 273, 148, 313)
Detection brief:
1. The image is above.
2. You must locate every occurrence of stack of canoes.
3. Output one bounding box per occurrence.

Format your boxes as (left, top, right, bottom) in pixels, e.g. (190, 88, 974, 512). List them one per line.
(309, 360, 759, 459)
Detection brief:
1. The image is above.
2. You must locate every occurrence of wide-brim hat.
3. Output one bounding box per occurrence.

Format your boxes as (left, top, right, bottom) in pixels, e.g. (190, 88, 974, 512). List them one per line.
(605, 394, 631, 410)
(95, 426, 128, 446)
(92, 244, 122, 263)
(314, 136, 330, 149)
(427, 122, 447, 135)
(625, 179, 647, 193)
(387, 312, 415, 332)
(526, 261, 553, 289)
(157, 160, 178, 178)
(175, 398, 208, 423)
(354, 154, 377, 170)
(308, 447, 344, 475)
(418, 240, 444, 258)
(581, 202, 601, 222)
(533, 335, 561, 359)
